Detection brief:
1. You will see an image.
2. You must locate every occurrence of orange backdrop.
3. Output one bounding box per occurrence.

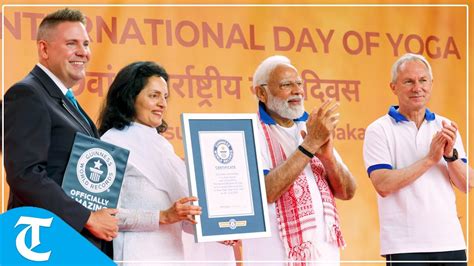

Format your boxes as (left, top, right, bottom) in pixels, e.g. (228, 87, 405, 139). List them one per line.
(1, 4, 471, 263)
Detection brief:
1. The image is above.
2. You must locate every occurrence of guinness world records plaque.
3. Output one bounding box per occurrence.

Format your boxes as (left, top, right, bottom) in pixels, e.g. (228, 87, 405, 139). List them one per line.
(181, 113, 270, 242)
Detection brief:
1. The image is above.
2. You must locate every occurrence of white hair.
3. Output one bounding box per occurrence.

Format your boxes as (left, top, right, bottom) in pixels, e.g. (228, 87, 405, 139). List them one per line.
(267, 94, 305, 119)
(252, 55, 295, 88)
(391, 53, 433, 83)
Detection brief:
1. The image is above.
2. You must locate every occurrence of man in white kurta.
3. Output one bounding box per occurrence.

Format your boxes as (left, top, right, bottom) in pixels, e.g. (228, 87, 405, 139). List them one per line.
(243, 55, 357, 265)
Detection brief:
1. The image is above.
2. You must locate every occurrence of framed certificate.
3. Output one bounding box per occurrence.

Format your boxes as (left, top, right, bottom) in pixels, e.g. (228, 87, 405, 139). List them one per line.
(181, 113, 271, 242)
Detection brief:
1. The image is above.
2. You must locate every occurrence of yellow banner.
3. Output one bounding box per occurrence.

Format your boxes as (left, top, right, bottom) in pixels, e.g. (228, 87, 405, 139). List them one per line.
(1, 5, 469, 262)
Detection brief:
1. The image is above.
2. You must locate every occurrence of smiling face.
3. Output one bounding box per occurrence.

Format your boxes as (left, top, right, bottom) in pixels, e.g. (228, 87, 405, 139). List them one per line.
(38, 21, 90, 88)
(257, 64, 305, 126)
(390, 60, 432, 114)
(134, 76, 168, 128)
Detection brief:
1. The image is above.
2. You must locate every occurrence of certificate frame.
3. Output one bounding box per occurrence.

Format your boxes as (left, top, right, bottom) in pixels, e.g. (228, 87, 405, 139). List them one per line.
(181, 113, 271, 242)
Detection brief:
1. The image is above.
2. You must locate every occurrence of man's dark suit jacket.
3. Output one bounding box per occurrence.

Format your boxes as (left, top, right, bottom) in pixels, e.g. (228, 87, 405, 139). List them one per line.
(4, 65, 113, 257)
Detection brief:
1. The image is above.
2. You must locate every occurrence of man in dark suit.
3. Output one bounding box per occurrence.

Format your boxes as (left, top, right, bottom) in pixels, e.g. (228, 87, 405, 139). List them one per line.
(4, 8, 118, 257)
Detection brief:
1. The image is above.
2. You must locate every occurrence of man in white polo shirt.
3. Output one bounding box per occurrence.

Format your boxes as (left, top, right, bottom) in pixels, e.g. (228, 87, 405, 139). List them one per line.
(363, 53, 473, 265)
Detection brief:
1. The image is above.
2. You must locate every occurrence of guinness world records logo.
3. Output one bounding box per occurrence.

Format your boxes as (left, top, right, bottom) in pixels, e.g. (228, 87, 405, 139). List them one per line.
(228, 219, 237, 230)
(213, 139, 233, 164)
(76, 148, 116, 193)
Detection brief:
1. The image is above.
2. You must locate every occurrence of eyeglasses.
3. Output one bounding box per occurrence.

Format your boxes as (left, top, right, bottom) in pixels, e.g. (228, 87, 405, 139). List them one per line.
(260, 80, 304, 90)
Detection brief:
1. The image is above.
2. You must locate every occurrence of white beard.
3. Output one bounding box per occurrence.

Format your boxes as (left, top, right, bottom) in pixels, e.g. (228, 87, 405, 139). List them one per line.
(267, 94, 305, 120)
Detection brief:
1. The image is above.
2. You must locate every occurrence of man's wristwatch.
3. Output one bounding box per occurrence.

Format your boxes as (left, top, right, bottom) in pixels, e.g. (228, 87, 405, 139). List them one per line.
(443, 148, 458, 162)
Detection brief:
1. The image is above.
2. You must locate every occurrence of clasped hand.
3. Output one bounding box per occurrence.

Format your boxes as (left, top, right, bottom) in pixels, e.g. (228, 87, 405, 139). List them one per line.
(428, 120, 458, 163)
(301, 99, 340, 155)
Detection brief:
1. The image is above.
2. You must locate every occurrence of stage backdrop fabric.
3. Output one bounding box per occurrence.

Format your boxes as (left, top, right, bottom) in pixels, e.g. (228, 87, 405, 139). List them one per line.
(1, 5, 470, 262)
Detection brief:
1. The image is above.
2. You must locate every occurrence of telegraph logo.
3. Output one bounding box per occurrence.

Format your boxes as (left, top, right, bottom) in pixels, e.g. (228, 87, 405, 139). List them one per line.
(213, 139, 234, 164)
(77, 148, 117, 193)
(15, 216, 53, 262)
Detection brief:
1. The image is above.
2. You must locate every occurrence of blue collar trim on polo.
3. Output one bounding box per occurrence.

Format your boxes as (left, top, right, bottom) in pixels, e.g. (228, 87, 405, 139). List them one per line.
(425, 108, 435, 121)
(258, 101, 308, 125)
(388, 105, 436, 123)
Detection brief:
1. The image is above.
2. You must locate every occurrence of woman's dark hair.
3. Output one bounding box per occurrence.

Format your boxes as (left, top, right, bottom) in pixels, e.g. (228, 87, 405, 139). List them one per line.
(98, 61, 169, 136)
